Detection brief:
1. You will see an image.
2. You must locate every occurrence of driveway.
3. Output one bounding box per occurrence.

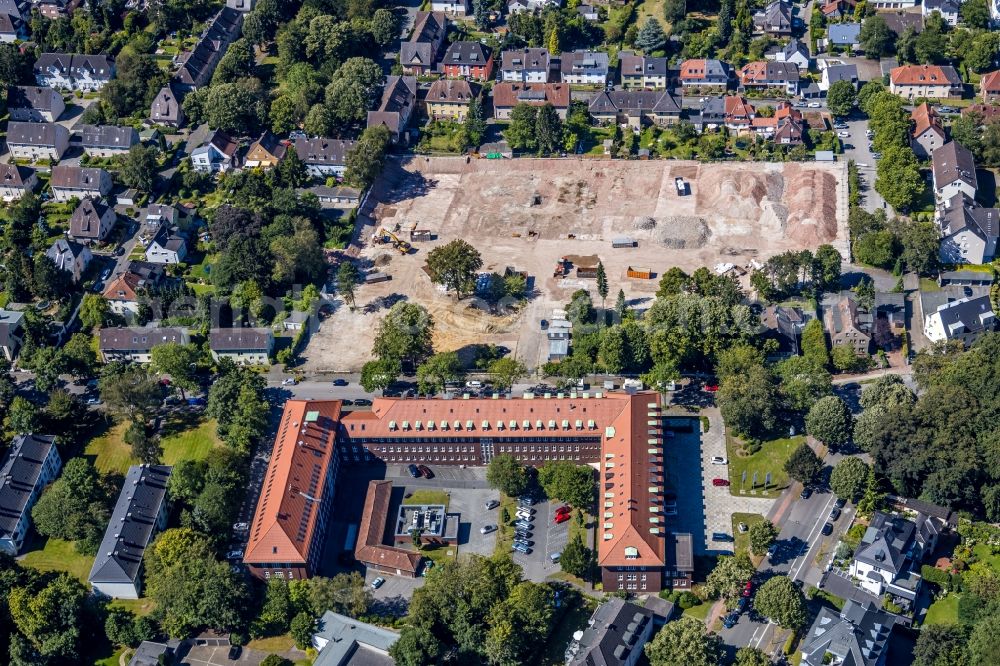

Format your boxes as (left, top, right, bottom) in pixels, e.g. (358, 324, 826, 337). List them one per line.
(840, 116, 891, 215)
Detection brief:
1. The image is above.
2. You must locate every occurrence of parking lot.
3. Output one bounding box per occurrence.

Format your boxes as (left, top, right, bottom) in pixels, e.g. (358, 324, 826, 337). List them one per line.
(508, 497, 577, 582)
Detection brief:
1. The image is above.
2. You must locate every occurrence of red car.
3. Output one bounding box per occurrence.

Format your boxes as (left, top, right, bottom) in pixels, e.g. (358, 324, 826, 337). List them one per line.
(554, 512, 571, 524)
(417, 464, 434, 479)
(743, 581, 754, 597)
(704, 384, 719, 393)
(712, 478, 730, 487)
(554, 505, 571, 516)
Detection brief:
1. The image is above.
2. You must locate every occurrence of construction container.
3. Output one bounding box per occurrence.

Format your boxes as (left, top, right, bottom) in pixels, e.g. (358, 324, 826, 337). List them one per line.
(612, 236, 637, 248)
(365, 272, 392, 283)
(627, 266, 652, 279)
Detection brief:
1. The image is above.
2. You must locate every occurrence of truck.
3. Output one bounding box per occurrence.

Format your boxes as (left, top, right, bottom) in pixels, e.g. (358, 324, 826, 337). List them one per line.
(674, 177, 687, 195)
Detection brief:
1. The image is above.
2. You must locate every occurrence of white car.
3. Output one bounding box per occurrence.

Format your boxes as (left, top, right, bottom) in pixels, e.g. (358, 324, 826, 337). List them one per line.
(808, 102, 821, 108)
(515, 511, 534, 522)
(371, 577, 385, 589)
(466, 380, 483, 389)
(711, 456, 728, 465)
(837, 131, 850, 138)
(281, 378, 297, 385)
(480, 524, 497, 534)
(232, 522, 249, 531)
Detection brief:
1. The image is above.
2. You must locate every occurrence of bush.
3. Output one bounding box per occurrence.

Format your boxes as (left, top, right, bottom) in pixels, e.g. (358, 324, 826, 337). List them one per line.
(921, 565, 952, 587)
(700, 415, 710, 432)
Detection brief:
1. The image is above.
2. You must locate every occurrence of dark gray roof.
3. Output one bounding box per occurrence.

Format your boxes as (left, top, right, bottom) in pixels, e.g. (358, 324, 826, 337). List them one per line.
(443, 41, 491, 67)
(7, 85, 62, 112)
(754, 0, 792, 31)
(0, 434, 58, 542)
(50, 165, 110, 190)
(128, 641, 175, 666)
(881, 11, 923, 35)
(932, 141, 978, 191)
(6, 120, 64, 146)
(148, 224, 187, 253)
(0, 309, 23, 350)
(568, 598, 654, 666)
(313, 611, 399, 666)
(502, 48, 550, 72)
(938, 193, 999, 242)
(588, 90, 680, 115)
(561, 50, 609, 76)
(209, 327, 272, 352)
(825, 64, 858, 84)
(801, 601, 897, 666)
(46, 237, 88, 270)
(924, 0, 960, 11)
(619, 51, 668, 78)
(781, 39, 809, 59)
(828, 22, 861, 44)
(99, 327, 187, 353)
(88, 465, 171, 586)
(295, 137, 357, 165)
(938, 269, 995, 286)
(69, 197, 112, 239)
(855, 511, 915, 574)
(79, 124, 138, 150)
(173, 7, 242, 87)
(930, 294, 996, 338)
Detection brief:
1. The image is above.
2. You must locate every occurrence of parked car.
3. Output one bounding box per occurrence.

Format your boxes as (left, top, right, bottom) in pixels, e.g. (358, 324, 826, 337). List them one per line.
(800, 487, 812, 499)
(485, 499, 500, 510)
(711, 456, 727, 465)
(835, 497, 847, 509)
(518, 496, 535, 506)
(516, 506, 536, 515)
(512, 542, 532, 554)
(417, 464, 434, 479)
(480, 524, 497, 535)
(86, 397, 102, 405)
(704, 384, 719, 393)
(723, 612, 740, 628)
(371, 577, 385, 589)
(822, 522, 834, 536)
(808, 102, 821, 108)
(514, 539, 534, 547)
(711, 532, 733, 542)
(187, 397, 206, 406)
(554, 505, 571, 516)
(342, 399, 355, 406)
(514, 520, 533, 530)
(226, 549, 243, 559)
(766, 544, 778, 560)
(407, 464, 420, 478)
(712, 478, 730, 486)
(354, 398, 372, 406)
(332, 378, 348, 386)
(515, 511, 534, 522)
(466, 380, 482, 389)
(554, 512, 571, 524)
(514, 529, 533, 539)
(829, 507, 841, 521)
(743, 580, 754, 597)
(281, 378, 297, 385)
(837, 131, 850, 138)
(232, 522, 248, 531)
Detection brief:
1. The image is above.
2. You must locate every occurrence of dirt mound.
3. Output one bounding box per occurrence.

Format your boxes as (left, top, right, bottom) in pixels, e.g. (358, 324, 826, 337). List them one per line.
(653, 216, 711, 249)
(783, 165, 839, 244)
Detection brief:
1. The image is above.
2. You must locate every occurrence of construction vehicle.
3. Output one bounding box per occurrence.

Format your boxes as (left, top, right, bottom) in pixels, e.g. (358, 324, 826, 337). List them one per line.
(553, 257, 570, 278)
(373, 227, 412, 254)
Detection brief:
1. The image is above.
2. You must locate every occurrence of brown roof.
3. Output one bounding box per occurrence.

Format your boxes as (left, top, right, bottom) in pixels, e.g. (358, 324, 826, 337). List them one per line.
(355, 480, 423, 575)
(0, 164, 34, 188)
(99, 327, 188, 352)
(981, 70, 1000, 94)
(103, 271, 142, 302)
(244, 400, 342, 567)
(492, 82, 570, 109)
(962, 104, 1000, 121)
(426, 78, 475, 105)
(69, 197, 112, 239)
(247, 131, 287, 162)
(725, 95, 756, 120)
(911, 102, 944, 139)
(50, 165, 110, 190)
(890, 64, 961, 87)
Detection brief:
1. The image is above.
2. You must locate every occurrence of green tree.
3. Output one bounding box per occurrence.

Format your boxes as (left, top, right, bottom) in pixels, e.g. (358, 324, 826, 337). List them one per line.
(805, 395, 852, 449)
(875, 144, 924, 211)
(734, 647, 771, 666)
(748, 520, 779, 556)
(260, 656, 293, 666)
(79, 293, 111, 330)
(857, 80, 886, 115)
(290, 612, 315, 650)
(801, 318, 830, 368)
(860, 15, 893, 58)
(150, 342, 201, 398)
(635, 17, 667, 52)
(753, 577, 808, 630)
(657, 267, 689, 297)
(826, 80, 857, 117)
(370, 8, 399, 46)
(308, 572, 373, 617)
(9, 573, 91, 661)
(5, 396, 36, 435)
(31, 457, 109, 553)
(371, 302, 434, 365)
(464, 95, 486, 148)
(852, 405, 886, 452)
(961, 0, 990, 28)
(704, 554, 756, 605)
(416, 351, 462, 395)
(645, 616, 722, 666)
(832, 345, 869, 373)
(360, 358, 400, 394)
(717, 365, 779, 438)
(913, 624, 968, 666)
(124, 421, 162, 464)
(120, 143, 160, 191)
(537, 461, 594, 508)
(486, 454, 528, 497)
(336, 261, 360, 308)
(390, 627, 443, 666)
(505, 103, 538, 151)
(98, 365, 163, 423)
(595, 261, 609, 310)
(853, 230, 898, 268)
(860, 374, 915, 410)
(784, 442, 824, 486)
(898, 219, 941, 275)
(534, 103, 563, 155)
(425, 239, 483, 298)
(664, 0, 686, 23)
(615, 289, 627, 321)
(488, 357, 527, 392)
(560, 532, 595, 578)
(776, 356, 832, 412)
(599, 326, 628, 374)
(830, 457, 871, 501)
(344, 125, 391, 189)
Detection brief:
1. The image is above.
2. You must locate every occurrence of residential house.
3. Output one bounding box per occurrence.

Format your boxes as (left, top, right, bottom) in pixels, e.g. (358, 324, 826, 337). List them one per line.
(768, 39, 810, 69)
(724, 95, 757, 133)
(753, 0, 793, 36)
(820, 64, 858, 92)
(963, 103, 1000, 122)
(294, 138, 357, 177)
(820, 0, 857, 20)
(80, 124, 139, 157)
(619, 51, 669, 89)
(565, 598, 657, 666)
(209, 328, 274, 365)
(923, 0, 960, 25)
(190, 130, 239, 173)
(0, 164, 38, 201)
(244, 131, 287, 169)
(144, 225, 188, 264)
(824, 292, 871, 355)
(69, 197, 117, 244)
(46, 238, 92, 282)
(800, 601, 899, 666)
(578, 4, 599, 20)
(88, 464, 171, 598)
(0, 435, 61, 556)
(102, 261, 166, 317)
(826, 23, 861, 52)
(980, 70, 1000, 104)
(678, 59, 730, 88)
(312, 611, 399, 666)
(6, 121, 69, 161)
(890, 64, 963, 100)
(0, 310, 24, 362)
(441, 41, 493, 81)
(367, 76, 418, 144)
(910, 102, 946, 158)
(7, 85, 65, 122)
(881, 10, 924, 34)
(738, 61, 800, 95)
(355, 480, 425, 578)
(691, 96, 727, 132)
(425, 79, 476, 121)
(924, 293, 997, 345)
(34, 53, 114, 91)
(873, 291, 906, 348)
(37, 0, 83, 20)
(430, 0, 468, 15)
(500, 48, 552, 83)
(992, 0, 1000, 24)
(508, 0, 561, 11)
(871, 0, 917, 7)
(281, 311, 310, 332)
(399, 11, 448, 77)
(760, 102, 806, 144)
(173, 6, 243, 90)
(760, 305, 812, 355)
(849, 510, 941, 608)
(299, 185, 361, 208)
(244, 400, 342, 579)
(560, 50, 609, 85)
(588, 89, 681, 128)
(129, 642, 176, 666)
(50, 165, 112, 201)
(932, 140, 978, 202)
(0, 0, 26, 42)
(98, 327, 189, 363)
(144, 203, 179, 229)
(149, 84, 184, 127)
(938, 269, 996, 288)
(227, 0, 256, 9)
(492, 82, 571, 120)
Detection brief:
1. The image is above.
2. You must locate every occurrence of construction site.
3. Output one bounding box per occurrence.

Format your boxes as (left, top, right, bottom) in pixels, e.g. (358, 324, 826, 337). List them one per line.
(302, 156, 849, 373)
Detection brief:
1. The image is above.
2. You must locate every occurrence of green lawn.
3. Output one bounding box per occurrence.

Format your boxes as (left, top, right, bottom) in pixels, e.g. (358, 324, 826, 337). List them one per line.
(494, 494, 518, 555)
(20, 538, 94, 583)
(812, 589, 846, 611)
(732, 512, 767, 557)
(727, 436, 805, 498)
(247, 634, 295, 653)
(924, 594, 960, 625)
(85, 418, 222, 474)
(973, 543, 1000, 571)
(403, 489, 450, 508)
(110, 597, 156, 617)
(683, 601, 712, 621)
(85, 422, 135, 475)
(94, 647, 127, 666)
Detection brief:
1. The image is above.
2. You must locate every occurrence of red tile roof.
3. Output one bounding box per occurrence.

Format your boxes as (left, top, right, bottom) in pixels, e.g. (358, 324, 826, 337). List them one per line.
(981, 70, 1000, 94)
(244, 400, 342, 568)
(910, 102, 943, 138)
(492, 82, 570, 109)
(355, 480, 423, 575)
(890, 64, 961, 86)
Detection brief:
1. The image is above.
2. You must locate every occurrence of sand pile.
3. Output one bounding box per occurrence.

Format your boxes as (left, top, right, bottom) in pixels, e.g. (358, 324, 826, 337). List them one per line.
(653, 216, 711, 249)
(783, 166, 839, 244)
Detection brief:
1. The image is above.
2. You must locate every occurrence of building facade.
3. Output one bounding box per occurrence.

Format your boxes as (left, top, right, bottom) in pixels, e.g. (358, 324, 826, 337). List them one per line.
(0, 434, 61, 556)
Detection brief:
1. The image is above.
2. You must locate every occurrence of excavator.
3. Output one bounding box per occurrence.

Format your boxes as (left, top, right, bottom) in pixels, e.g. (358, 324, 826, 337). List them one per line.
(373, 227, 412, 254)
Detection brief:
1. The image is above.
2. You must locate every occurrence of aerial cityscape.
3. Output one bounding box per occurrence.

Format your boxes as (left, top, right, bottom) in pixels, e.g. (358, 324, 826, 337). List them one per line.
(0, 0, 999, 665)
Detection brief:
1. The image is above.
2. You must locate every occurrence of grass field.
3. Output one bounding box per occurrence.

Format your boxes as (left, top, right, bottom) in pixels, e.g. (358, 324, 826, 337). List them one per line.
(924, 593, 959, 625)
(110, 597, 156, 617)
(727, 436, 805, 498)
(94, 647, 127, 666)
(732, 512, 767, 557)
(683, 601, 712, 621)
(20, 538, 94, 583)
(248, 634, 295, 653)
(403, 489, 450, 508)
(85, 418, 222, 474)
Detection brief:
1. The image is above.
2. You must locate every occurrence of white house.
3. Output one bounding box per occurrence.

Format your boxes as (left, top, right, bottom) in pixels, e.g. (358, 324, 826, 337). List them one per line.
(923, 0, 961, 25)
(294, 138, 357, 177)
(7, 86, 66, 122)
(500, 48, 552, 83)
(924, 294, 996, 346)
(0, 164, 38, 202)
(34, 53, 114, 91)
(99, 327, 189, 363)
(430, 0, 468, 14)
(79, 124, 139, 157)
(0, 435, 62, 556)
(144, 225, 188, 264)
(190, 130, 239, 173)
(209, 328, 274, 365)
(6, 121, 69, 161)
(50, 166, 113, 202)
(932, 141, 978, 203)
(46, 238, 93, 282)
(560, 50, 609, 85)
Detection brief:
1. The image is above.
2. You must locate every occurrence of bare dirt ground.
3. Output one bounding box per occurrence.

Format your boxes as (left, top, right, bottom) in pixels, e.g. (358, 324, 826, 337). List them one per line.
(302, 156, 849, 373)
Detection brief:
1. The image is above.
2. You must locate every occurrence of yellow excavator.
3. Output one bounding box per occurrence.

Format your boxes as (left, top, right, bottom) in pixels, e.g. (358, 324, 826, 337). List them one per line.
(373, 227, 412, 254)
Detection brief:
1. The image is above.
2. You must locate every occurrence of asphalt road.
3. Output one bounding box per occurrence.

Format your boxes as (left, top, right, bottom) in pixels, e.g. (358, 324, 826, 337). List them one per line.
(840, 115, 891, 215)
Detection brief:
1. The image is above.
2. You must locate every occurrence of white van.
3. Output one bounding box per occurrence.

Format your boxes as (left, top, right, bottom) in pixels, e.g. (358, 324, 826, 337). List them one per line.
(549, 552, 561, 563)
